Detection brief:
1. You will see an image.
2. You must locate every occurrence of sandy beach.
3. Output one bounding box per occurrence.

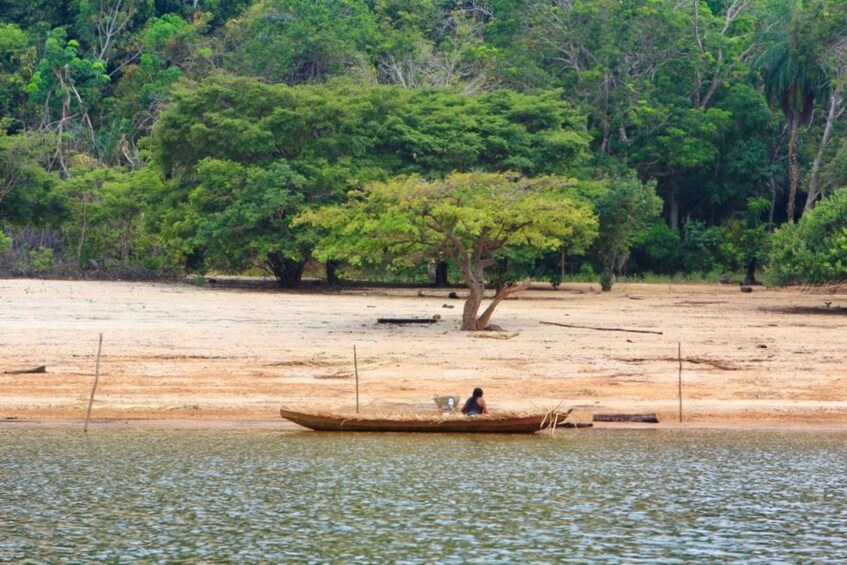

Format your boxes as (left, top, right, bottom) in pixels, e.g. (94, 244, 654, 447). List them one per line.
(1, 278, 845, 428)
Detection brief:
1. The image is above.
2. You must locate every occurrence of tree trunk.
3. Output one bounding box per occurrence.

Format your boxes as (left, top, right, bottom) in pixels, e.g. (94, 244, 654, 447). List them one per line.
(560, 250, 566, 280)
(475, 280, 532, 328)
(461, 282, 485, 330)
(600, 268, 614, 292)
(325, 260, 338, 286)
(804, 84, 843, 211)
(668, 184, 679, 231)
(434, 261, 449, 287)
(768, 178, 777, 230)
(77, 196, 88, 270)
(786, 113, 800, 222)
(266, 252, 305, 288)
(743, 256, 758, 286)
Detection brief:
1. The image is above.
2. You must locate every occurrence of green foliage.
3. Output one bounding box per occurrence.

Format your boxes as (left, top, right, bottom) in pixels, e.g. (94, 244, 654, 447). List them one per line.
(631, 222, 684, 275)
(0, 0, 73, 29)
(822, 139, 847, 192)
(769, 188, 847, 285)
(154, 75, 589, 179)
(0, 23, 32, 120)
(681, 219, 726, 275)
(0, 228, 10, 254)
(26, 246, 54, 273)
(2, 0, 845, 286)
(224, 0, 381, 83)
(300, 171, 597, 268)
(0, 131, 63, 225)
(299, 170, 597, 328)
(27, 28, 110, 109)
(55, 164, 174, 273)
(590, 172, 663, 290)
(183, 158, 310, 279)
(716, 197, 771, 277)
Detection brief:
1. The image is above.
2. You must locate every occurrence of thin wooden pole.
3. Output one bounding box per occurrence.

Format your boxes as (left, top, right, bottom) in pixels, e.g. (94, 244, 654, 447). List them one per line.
(678, 342, 683, 423)
(354, 345, 359, 414)
(84, 333, 103, 433)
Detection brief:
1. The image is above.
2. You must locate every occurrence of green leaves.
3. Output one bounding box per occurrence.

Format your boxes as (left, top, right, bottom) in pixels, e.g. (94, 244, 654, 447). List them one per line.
(301, 171, 598, 273)
(173, 158, 311, 277)
(590, 172, 662, 290)
(769, 188, 847, 285)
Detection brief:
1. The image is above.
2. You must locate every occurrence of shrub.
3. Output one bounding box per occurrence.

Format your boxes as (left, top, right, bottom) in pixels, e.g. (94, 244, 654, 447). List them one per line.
(768, 188, 847, 285)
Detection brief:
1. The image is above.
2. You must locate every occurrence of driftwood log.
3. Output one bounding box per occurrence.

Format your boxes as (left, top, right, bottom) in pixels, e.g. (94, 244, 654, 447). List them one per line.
(3, 365, 47, 375)
(592, 413, 659, 423)
(377, 318, 439, 324)
(556, 421, 594, 428)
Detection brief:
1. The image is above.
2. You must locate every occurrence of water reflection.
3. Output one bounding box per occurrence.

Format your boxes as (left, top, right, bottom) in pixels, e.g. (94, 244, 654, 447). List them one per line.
(1, 428, 846, 562)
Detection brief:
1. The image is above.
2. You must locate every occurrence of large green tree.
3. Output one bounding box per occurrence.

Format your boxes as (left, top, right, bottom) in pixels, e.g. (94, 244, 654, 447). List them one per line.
(177, 158, 312, 286)
(152, 75, 591, 286)
(298, 171, 598, 330)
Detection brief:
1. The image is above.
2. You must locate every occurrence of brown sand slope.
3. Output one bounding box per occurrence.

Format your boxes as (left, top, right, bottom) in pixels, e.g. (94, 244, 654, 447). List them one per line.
(1, 279, 846, 426)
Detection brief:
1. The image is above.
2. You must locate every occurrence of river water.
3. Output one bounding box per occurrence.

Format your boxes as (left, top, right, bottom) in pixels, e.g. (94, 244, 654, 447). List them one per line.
(1, 427, 846, 563)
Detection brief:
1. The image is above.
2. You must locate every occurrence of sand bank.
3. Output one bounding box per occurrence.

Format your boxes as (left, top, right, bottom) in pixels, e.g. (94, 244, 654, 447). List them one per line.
(2, 278, 845, 427)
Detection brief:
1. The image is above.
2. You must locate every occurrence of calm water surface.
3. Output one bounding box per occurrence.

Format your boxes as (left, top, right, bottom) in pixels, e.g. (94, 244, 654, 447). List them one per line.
(1, 427, 846, 563)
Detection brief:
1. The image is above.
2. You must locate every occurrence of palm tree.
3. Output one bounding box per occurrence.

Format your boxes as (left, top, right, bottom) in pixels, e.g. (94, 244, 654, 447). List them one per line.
(752, 0, 826, 222)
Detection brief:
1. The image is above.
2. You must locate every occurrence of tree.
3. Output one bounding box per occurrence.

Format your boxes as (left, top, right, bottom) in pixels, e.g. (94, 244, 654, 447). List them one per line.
(591, 173, 662, 291)
(152, 76, 591, 286)
(223, 0, 380, 84)
(803, 9, 847, 211)
(26, 28, 110, 173)
(0, 130, 60, 223)
(180, 158, 312, 286)
(298, 171, 598, 330)
(0, 23, 33, 124)
(719, 197, 771, 285)
(752, 0, 828, 222)
(768, 187, 847, 286)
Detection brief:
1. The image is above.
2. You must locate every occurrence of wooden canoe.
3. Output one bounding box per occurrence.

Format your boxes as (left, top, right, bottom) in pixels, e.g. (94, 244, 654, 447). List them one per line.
(280, 407, 571, 434)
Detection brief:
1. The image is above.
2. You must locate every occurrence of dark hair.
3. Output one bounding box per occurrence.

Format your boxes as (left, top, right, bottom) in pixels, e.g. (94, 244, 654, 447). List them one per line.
(472, 387, 483, 398)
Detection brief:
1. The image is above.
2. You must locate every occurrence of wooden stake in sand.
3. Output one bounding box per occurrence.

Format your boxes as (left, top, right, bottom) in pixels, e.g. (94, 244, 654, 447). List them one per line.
(84, 333, 103, 433)
(354, 345, 360, 414)
(678, 342, 683, 423)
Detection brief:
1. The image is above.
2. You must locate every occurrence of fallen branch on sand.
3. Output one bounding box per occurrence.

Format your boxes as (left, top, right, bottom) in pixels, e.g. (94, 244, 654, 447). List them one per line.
(616, 356, 739, 371)
(377, 318, 439, 324)
(539, 321, 663, 335)
(3, 365, 47, 375)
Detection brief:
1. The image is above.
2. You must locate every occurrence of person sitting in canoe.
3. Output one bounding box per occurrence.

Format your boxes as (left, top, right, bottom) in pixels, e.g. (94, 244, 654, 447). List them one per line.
(461, 387, 489, 416)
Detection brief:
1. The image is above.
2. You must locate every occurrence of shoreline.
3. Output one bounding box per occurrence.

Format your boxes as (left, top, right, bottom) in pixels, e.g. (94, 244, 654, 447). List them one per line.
(4, 416, 847, 432)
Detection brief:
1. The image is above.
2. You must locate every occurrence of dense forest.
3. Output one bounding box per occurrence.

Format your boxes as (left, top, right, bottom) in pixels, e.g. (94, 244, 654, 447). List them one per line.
(1, 0, 846, 290)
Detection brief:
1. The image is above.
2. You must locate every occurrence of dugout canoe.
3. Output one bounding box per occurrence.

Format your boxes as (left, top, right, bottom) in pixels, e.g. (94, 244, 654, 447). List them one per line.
(280, 407, 571, 434)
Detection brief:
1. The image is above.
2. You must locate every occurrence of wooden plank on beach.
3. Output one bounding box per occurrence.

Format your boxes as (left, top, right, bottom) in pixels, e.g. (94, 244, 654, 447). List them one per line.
(3, 365, 47, 375)
(592, 413, 659, 423)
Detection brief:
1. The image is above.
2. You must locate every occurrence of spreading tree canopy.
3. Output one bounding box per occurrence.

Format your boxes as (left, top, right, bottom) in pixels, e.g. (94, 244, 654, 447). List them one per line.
(298, 171, 597, 330)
